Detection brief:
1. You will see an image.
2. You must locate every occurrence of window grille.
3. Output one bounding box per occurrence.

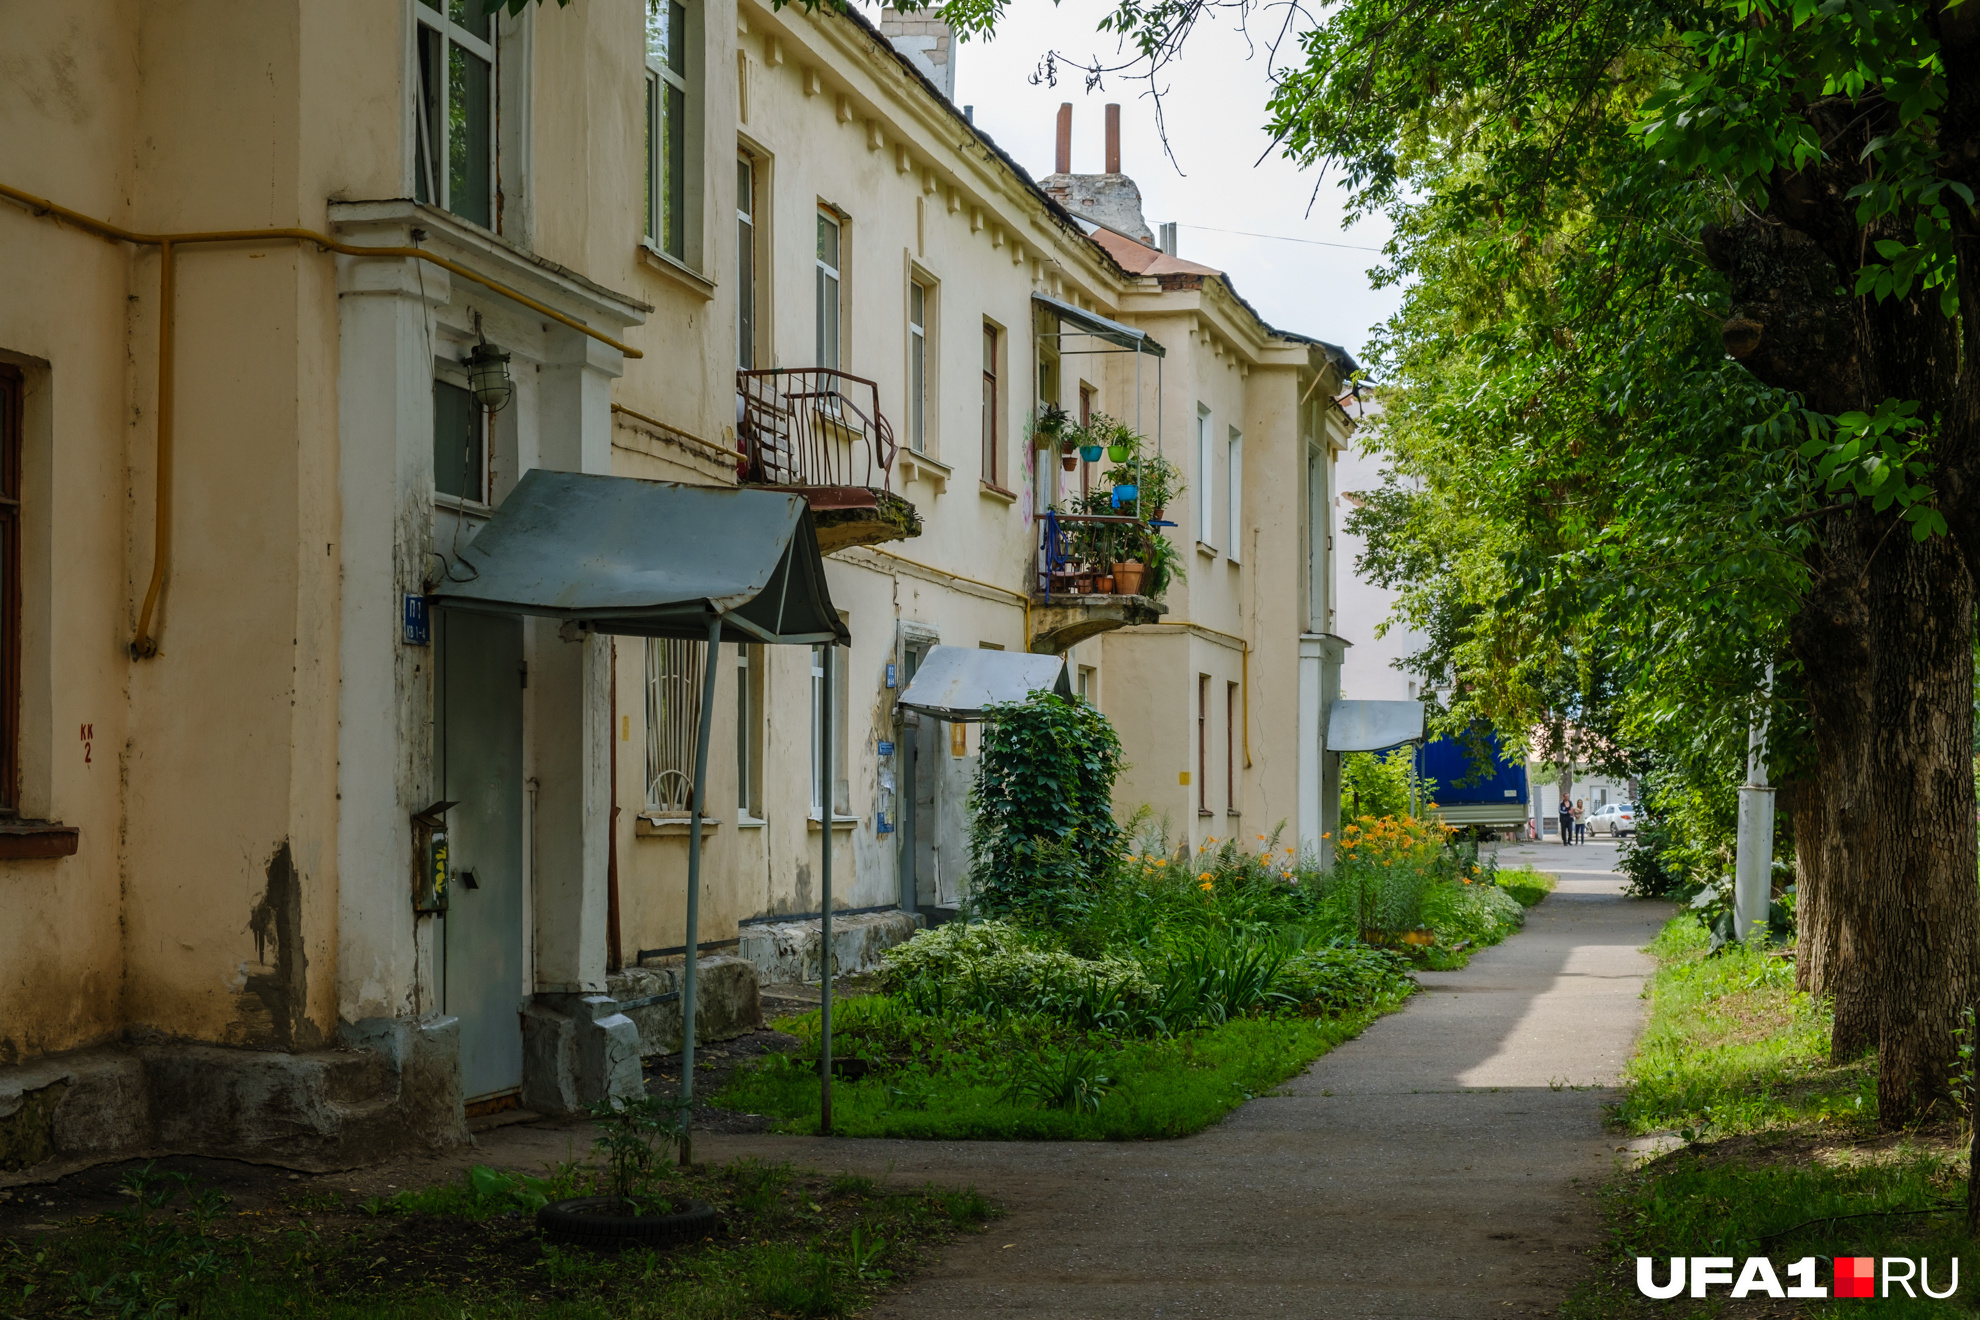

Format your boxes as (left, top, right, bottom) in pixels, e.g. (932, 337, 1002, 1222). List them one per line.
(645, 638, 705, 813)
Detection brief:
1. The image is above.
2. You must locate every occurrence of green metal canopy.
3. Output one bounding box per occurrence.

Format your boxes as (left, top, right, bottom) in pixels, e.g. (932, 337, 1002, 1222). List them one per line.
(430, 468, 849, 645)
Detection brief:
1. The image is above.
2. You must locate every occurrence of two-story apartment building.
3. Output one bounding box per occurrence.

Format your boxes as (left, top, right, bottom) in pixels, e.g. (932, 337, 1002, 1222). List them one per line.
(0, 0, 1356, 1177)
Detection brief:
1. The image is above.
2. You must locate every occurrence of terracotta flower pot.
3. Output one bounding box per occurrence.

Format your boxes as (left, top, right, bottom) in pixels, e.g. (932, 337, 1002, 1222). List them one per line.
(1061, 454, 1078, 472)
(1096, 574, 1116, 594)
(1113, 560, 1146, 595)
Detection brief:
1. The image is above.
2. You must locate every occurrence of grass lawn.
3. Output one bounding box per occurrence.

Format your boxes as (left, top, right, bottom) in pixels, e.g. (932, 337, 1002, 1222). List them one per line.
(0, 1157, 993, 1319)
(1493, 867, 1556, 911)
(717, 1001, 1406, 1140)
(1566, 917, 1977, 1318)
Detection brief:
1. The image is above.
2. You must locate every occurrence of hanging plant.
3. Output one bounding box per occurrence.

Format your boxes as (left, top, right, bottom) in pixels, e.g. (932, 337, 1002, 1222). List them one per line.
(1034, 402, 1070, 449)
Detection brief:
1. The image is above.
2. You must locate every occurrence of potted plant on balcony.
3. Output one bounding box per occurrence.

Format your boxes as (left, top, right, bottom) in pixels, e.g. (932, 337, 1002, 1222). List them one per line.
(1142, 530, 1187, 600)
(1101, 452, 1184, 522)
(1033, 403, 1070, 450)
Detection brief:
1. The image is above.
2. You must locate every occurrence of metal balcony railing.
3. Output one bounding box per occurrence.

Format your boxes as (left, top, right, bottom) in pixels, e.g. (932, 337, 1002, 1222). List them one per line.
(1036, 509, 1147, 600)
(736, 368, 897, 491)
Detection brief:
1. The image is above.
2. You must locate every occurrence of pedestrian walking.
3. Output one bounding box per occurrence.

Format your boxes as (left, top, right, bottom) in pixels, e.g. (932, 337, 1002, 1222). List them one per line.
(1573, 799, 1587, 845)
(1557, 795, 1573, 846)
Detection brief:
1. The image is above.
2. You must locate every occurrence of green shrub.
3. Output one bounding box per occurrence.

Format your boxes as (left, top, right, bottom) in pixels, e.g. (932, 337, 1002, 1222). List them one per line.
(966, 694, 1125, 918)
(1276, 941, 1419, 1014)
(1420, 879, 1526, 944)
(880, 920, 1158, 1022)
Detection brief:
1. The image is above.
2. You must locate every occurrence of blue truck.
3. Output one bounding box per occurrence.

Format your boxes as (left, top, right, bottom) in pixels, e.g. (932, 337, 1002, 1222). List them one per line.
(1415, 729, 1530, 836)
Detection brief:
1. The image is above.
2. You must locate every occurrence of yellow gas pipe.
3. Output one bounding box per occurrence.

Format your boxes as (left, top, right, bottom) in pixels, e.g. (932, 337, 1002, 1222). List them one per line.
(0, 181, 643, 659)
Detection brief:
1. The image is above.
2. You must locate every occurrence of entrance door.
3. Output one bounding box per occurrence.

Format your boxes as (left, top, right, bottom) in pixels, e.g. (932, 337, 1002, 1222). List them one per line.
(437, 609, 526, 1102)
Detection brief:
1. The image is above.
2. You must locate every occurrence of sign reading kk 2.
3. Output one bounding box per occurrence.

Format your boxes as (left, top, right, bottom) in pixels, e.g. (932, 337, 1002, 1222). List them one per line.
(1637, 1256, 1958, 1300)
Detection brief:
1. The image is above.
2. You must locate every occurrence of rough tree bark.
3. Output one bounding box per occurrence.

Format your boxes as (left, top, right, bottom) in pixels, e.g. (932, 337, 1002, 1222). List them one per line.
(1702, 79, 1980, 1122)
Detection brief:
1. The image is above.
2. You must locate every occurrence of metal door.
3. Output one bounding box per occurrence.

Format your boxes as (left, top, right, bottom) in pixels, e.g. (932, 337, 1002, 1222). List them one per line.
(437, 609, 526, 1102)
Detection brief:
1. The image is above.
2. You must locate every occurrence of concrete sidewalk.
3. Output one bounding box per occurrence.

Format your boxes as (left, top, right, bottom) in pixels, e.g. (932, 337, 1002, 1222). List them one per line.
(475, 842, 1670, 1317)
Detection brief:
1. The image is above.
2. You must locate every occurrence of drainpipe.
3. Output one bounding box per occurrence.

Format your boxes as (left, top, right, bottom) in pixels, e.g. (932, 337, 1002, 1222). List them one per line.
(0, 181, 644, 659)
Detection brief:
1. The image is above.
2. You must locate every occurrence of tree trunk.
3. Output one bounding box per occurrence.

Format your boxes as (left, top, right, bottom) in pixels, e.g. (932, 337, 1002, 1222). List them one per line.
(1789, 772, 1829, 998)
(1863, 528, 1978, 1123)
(1789, 517, 1880, 1059)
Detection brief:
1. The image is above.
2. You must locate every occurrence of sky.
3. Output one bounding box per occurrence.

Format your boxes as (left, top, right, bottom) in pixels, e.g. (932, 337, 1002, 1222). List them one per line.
(936, 0, 1405, 369)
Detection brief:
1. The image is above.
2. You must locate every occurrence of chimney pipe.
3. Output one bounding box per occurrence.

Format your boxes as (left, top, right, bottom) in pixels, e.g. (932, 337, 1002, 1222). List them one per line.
(1055, 103, 1073, 175)
(1105, 104, 1121, 173)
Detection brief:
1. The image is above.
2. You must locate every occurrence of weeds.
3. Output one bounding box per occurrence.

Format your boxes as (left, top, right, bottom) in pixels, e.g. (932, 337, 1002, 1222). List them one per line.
(0, 1157, 997, 1320)
(1567, 915, 1978, 1318)
(1001, 1046, 1115, 1114)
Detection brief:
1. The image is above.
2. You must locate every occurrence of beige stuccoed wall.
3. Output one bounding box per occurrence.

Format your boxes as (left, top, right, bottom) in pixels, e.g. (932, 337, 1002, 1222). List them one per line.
(0, 0, 410, 1058)
(0, 4, 140, 1064)
(0, 0, 1355, 1075)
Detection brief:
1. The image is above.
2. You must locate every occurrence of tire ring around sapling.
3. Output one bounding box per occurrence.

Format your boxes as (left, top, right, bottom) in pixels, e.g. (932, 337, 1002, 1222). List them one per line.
(537, 1197, 718, 1249)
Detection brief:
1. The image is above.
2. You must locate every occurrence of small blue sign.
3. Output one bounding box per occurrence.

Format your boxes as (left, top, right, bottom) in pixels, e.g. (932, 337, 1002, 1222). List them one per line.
(876, 811, 894, 834)
(877, 740, 895, 757)
(402, 594, 431, 646)
(886, 662, 897, 688)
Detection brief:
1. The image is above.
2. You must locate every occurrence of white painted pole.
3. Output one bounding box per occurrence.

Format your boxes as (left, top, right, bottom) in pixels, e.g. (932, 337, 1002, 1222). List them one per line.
(1733, 664, 1776, 942)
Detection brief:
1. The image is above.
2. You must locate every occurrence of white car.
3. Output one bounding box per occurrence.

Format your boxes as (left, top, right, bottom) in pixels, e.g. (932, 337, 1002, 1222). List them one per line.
(1589, 803, 1637, 837)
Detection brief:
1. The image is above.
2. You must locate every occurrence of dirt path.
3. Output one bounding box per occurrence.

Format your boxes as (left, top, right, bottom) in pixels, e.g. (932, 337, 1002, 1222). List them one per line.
(459, 842, 1670, 1318)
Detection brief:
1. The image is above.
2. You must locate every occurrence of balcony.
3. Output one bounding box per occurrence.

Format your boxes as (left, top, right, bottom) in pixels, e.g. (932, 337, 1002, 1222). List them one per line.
(1028, 510, 1165, 653)
(736, 368, 922, 553)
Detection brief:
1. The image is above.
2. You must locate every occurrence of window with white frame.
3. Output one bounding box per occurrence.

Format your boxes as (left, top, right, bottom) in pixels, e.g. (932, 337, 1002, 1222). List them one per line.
(414, 0, 497, 229)
(1227, 427, 1243, 563)
(645, 638, 704, 813)
(808, 642, 850, 818)
(1195, 404, 1215, 549)
(645, 0, 692, 260)
(735, 643, 763, 818)
(816, 209, 842, 369)
(737, 152, 757, 368)
(908, 279, 930, 452)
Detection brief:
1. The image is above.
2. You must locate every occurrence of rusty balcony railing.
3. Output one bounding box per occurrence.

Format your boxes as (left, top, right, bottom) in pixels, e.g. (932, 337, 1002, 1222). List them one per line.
(1036, 509, 1149, 600)
(736, 368, 897, 492)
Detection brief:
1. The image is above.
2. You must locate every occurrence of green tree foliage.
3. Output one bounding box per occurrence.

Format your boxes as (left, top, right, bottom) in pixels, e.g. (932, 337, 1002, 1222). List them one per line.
(1338, 747, 1432, 822)
(966, 694, 1125, 918)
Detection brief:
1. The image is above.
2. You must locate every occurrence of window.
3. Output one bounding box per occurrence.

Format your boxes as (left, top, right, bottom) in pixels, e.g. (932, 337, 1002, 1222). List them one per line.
(645, 1, 689, 259)
(816, 210, 842, 369)
(907, 280, 929, 452)
(432, 377, 486, 502)
(1196, 405, 1215, 548)
(1227, 428, 1243, 563)
(415, 0, 496, 229)
(808, 643, 850, 818)
(1077, 665, 1094, 702)
(736, 644, 763, 818)
(0, 366, 18, 812)
(981, 322, 1000, 485)
(737, 154, 757, 368)
(1197, 674, 1211, 816)
(645, 638, 705, 813)
(1226, 681, 1240, 814)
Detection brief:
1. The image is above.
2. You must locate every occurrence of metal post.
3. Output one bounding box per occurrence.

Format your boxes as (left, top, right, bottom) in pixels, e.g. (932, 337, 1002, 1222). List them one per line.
(1733, 663, 1776, 942)
(819, 641, 835, 1134)
(677, 613, 724, 1166)
(898, 650, 918, 917)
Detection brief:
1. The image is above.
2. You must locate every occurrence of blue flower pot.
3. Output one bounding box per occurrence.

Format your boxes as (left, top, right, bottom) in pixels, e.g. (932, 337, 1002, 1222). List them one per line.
(1111, 483, 1138, 506)
(1079, 444, 1105, 463)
